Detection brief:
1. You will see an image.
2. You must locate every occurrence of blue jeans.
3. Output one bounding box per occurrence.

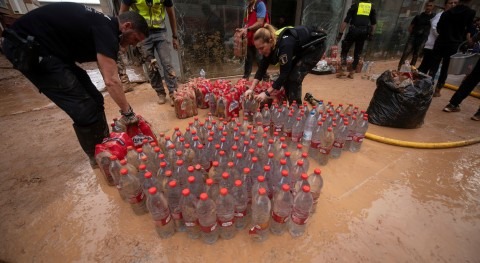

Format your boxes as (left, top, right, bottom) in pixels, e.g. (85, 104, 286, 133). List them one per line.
(142, 30, 178, 96)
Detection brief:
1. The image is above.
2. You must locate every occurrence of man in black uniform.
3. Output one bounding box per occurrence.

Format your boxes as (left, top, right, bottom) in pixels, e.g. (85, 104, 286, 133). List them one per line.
(244, 25, 326, 104)
(336, 0, 376, 79)
(2, 3, 149, 166)
(398, 0, 435, 70)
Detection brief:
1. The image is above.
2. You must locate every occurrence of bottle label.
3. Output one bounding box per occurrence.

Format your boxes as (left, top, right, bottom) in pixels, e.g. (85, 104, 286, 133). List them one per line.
(272, 211, 288, 223)
(346, 135, 353, 141)
(129, 190, 145, 204)
(291, 213, 308, 225)
(292, 135, 302, 142)
(185, 221, 197, 227)
(172, 211, 183, 220)
(274, 125, 283, 132)
(353, 134, 364, 142)
(219, 219, 235, 227)
(319, 147, 331, 154)
(229, 100, 239, 112)
(181, 100, 187, 110)
(154, 214, 171, 226)
(333, 141, 344, 148)
(200, 222, 217, 233)
(310, 140, 321, 149)
(248, 221, 269, 235)
(235, 209, 247, 218)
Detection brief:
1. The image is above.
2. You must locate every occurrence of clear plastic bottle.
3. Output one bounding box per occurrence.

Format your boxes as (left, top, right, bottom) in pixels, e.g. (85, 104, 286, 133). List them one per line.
(309, 121, 324, 159)
(146, 187, 175, 238)
(126, 146, 140, 169)
(283, 112, 295, 145)
(291, 160, 306, 189)
(109, 155, 122, 187)
(249, 188, 271, 242)
(232, 179, 248, 229)
(294, 173, 310, 196)
(196, 193, 219, 244)
(219, 172, 234, 192)
(344, 116, 357, 151)
(270, 184, 293, 235)
(308, 168, 323, 214)
(205, 178, 220, 202)
(187, 172, 203, 199)
(142, 171, 162, 199)
(318, 127, 335, 166)
(288, 185, 313, 237)
(272, 108, 285, 134)
(291, 117, 303, 146)
(350, 116, 369, 152)
(216, 188, 236, 240)
(251, 175, 271, 201)
(261, 104, 271, 131)
(119, 159, 138, 180)
(118, 168, 148, 215)
(200, 68, 206, 78)
(302, 110, 317, 150)
(277, 169, 292, 193)
(330, 121, 349, 159)
(166, 180, 186, 232)
(180, 187, 200, 239)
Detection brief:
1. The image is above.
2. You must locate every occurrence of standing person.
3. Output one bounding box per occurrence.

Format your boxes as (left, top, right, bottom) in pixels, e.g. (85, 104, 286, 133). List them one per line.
(431, 0, 476, 97)
(236, 0, 267, 80)
(398, 0, 435, 70)
(336, 0, 377, 79)
(120, 0, 179, 105)
(442, 33, 480, 120)
(1, 3, 148, 166)
(466, 17, 480, 49)
(418, 0, 458, 76)
(244, 25, 327, 104)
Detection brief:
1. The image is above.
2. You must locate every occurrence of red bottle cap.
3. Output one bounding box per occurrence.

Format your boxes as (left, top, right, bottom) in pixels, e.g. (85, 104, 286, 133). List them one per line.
(235, 180, 242, 187)
(200, 193, 208, 200)
(282, 184, 290, 192)
(148, 187, 157, 195)
(220, 188, 228, 196)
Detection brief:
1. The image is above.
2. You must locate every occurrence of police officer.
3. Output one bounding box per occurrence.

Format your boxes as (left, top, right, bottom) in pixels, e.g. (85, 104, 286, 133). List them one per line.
(2, 3, 148, 166)
(244, 24, 327, 104)
(336, 0, 377, 79)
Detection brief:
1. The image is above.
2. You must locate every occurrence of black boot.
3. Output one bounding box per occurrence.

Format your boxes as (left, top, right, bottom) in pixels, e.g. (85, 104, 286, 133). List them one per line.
(72, 113, 109, 168)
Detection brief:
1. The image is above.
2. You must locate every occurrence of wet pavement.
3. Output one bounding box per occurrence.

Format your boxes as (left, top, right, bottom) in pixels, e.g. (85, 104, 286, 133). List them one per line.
(0, 57, 479, 262)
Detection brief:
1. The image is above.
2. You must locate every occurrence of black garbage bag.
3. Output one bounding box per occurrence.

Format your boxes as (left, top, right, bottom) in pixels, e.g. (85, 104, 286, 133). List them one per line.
(366, 70, 433, 129)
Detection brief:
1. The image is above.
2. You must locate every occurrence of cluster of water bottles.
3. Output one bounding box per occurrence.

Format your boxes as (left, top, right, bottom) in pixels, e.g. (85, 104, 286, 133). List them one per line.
(107, 95, 369, 244)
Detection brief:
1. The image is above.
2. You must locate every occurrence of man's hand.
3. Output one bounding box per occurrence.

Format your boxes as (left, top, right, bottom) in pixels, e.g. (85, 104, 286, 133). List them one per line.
(172, 38, 179, 50)
(118, 105, 138, 126)
(236, 28, 247, 37)
(254, 91, 268, 102)
(148, 59, 158, 72)
(245, 89, 254, 99)
(336, 33, 343, 43)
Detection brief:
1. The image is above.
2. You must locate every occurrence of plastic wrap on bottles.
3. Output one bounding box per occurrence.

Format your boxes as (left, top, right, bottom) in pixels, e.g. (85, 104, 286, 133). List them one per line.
(126, 115, 159, 147)
(366, 70, 433, 129)
(95, 132, 134, 186)
(174, 86, 198, 119)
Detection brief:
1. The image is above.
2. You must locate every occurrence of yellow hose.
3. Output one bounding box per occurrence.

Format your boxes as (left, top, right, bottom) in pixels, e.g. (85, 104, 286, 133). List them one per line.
(444, 83, 480, 98)
(365, 132, 480, 149)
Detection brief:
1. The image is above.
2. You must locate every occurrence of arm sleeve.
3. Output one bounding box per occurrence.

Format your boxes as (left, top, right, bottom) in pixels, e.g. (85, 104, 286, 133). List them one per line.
(92, 25, 119, 60)
(410, 15, 418, 27)
(272, 38, 296, 90)
(343, 5, 355, 24)
(436, 13, 446, 36)
(254, 58, 270, 81)
(370, 7, 377, 25)
(256, 2, 266, 18)
(164, 0, 173, 8)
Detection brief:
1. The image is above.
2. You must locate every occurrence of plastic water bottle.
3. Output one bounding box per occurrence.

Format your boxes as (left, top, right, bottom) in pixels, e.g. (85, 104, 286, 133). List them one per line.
(180, 188, 200, 239)
(142, 171, 162, 198)
(302, 111, 316, 150)
(318, 127, 334, 166)
(146, 187, 175, 238)
(283, 112, 294, 144)
(307, 168, 323, 214)
(196, 193, 219, 244)
(270, 184, 293, 235)
(118, 168, 147, 215)
(272, 108, 285, 134)
(232, 180, 248, 229)
(291, 160, 306, 190)
(200, 68, 206, 78)
(291, 117, 303, 146)
(126, 146, 140, 169)
(330, 121, 349, 159)
(294, 173, 310, 196)
(249, 188, 271, 242)
(288, 185, 313, 237)
(187, 174, 203, 199)
(309, 121, 324, 159)
(252, 175, 271, 201)
(350, 116, 369, 152)
(216, 188, 236, 240)
(166, 180, 186, 232)
(344, 116, 357, 150)
(219, 172, 234, 192)
(108, 155, 122, 186)
(205, 178, 220, 202)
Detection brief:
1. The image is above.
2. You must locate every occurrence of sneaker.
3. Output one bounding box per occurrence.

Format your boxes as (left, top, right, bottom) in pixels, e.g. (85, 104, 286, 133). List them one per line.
(157, 94, 167, 104)
(471, 109, 480, 121)
(443, 103, 460, 112)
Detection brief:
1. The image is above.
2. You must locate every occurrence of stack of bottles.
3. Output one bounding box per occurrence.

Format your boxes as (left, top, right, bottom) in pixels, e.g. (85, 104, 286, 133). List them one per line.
(107, 95, 369, 243)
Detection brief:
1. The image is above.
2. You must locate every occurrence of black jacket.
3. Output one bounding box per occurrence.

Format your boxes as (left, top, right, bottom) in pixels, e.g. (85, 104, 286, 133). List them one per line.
(436, 4, 476, 49)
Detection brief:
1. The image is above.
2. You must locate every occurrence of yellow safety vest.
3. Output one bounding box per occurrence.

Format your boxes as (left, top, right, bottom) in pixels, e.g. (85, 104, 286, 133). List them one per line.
(357, 2, 372, 16)
(130, 0, 167, 29)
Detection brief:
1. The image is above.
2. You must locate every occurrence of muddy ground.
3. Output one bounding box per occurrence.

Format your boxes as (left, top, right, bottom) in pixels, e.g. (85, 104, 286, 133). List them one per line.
(0, 55, 479, 262)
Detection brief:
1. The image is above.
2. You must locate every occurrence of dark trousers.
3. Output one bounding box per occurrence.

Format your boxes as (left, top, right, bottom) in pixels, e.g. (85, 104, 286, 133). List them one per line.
(431, 45, 457, 88)
(285, 41, 326, 104)
(398, 34, 426, 69)
(243, 45, 260, 79)
(418, 48, 436, 74)
(450, 59, 480, 106)
(341, 26, 368, 70)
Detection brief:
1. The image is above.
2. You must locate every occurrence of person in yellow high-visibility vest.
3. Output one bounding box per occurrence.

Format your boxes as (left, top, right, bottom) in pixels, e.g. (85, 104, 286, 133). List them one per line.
(120, 0, 179, 106)
(336, 1, 377, 79)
